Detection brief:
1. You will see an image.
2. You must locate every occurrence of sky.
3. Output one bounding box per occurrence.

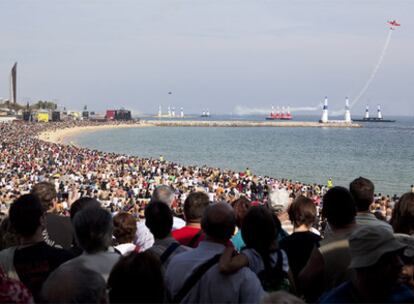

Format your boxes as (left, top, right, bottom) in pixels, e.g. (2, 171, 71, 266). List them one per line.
(0, 0, 413, 116)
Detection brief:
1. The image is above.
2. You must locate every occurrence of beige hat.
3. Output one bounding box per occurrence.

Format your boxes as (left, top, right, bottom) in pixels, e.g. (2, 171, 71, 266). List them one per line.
(349, 225, 406, 268)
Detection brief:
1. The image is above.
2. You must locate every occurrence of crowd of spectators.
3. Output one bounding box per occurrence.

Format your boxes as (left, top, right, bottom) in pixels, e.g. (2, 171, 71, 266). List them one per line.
(0, 120, 414, 303)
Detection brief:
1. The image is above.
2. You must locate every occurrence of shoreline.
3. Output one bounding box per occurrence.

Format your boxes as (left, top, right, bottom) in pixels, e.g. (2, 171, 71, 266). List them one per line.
(37, 122, 149, 144)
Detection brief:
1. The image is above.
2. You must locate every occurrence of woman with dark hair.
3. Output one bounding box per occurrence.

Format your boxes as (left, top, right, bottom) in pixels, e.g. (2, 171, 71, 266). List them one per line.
(219, 206, 291, 292)
(391, 192, 414, 235)
(279, 196, 321, 284)
(107, 251, 165, 303)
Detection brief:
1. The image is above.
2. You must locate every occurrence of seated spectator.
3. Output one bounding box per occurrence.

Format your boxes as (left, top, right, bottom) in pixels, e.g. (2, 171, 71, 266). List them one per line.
(0, 194, 73, 301)
(299, 186, 357, 302)
(145, 202, 191, 269)
(230, 196, 251, 251)
(171, 191, 210, 248)
(32, 182, 74, 249)
(151, 185, 185, 230)
(220, 206, 291, 292)
(165, 203, 264, 303)
(41, 264, 107, 303)
(107, 251, 165, 303)
(350, 177, 393, 231)
(59, 206, 120, 281)
(319, 226, 414, 303)
(113, 212, 137, 255)
(280, 196, 321, 285)
(391, 192, 414, 235)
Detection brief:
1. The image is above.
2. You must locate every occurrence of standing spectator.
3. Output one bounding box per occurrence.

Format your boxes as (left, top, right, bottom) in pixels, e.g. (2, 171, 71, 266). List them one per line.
(59, 206, 120, 281)
(230, 196, 251, 251)
(165, 203, 264, 303)
(108, 251, 165, 303)
(41, 265, 107, 303)
(0, 194, 73, 301)
(319, 226, 414, 303)
(391, 192, 414, 235)
(151, 185, 185, 230)
(280, 196, 321, 285)
(32, 182, 74, 249)
(145, 202, 191, 269)
(113, 212, 137, 255)
(350, 177, 392, 231)
(220, 206, 291, 292)
(171, 191, 210, 248)
(299, 186, 357, 302)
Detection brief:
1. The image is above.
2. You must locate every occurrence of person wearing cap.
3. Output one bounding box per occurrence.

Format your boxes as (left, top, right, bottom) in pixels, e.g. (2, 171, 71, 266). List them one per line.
(319, 226, 414, 303)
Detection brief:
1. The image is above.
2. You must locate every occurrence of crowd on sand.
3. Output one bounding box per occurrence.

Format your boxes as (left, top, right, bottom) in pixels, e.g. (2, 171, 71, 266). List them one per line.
(0, 120, 413, 303)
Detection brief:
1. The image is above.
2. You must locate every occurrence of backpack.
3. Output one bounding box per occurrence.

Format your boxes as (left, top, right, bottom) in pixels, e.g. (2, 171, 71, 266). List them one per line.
(257, 249, 290, 292)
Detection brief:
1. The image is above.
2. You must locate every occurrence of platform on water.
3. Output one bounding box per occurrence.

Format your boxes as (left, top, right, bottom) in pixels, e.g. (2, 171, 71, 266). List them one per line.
(144, 120, 361, 128)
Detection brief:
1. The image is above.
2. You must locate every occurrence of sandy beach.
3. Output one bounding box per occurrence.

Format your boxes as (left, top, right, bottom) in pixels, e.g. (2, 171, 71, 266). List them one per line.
(37, 122, 149, 144)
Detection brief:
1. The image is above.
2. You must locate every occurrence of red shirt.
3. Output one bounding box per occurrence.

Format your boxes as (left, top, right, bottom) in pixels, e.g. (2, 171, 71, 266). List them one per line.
(171, 226, 205, 248)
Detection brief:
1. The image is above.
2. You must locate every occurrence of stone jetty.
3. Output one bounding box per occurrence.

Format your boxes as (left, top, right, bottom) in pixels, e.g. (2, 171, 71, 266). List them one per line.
(144, 120, 361, 128)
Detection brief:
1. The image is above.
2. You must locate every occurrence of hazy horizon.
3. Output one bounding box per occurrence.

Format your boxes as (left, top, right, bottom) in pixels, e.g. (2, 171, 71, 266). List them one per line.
(1, 0, 413, 116)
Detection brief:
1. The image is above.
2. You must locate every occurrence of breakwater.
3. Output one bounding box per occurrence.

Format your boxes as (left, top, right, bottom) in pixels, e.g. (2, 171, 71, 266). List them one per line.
(144, 120, 361, 128)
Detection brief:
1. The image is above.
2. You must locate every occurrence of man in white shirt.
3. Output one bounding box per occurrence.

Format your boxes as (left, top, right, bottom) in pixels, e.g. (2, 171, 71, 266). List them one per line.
(165, 203, 264, 303)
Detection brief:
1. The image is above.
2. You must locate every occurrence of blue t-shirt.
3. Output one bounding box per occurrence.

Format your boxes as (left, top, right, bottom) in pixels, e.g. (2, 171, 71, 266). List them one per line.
(231, 229, 245, 252)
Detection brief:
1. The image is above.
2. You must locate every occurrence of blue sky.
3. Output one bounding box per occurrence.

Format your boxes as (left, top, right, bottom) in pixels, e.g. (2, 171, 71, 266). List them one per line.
(0, 0, 413, 116)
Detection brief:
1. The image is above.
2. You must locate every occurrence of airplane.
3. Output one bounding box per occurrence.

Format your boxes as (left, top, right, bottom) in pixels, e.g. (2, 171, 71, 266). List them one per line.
(387, 20, 401, 29)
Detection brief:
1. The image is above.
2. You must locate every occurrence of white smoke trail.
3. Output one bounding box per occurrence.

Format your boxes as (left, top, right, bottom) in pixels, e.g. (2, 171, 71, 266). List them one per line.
(350, 29, 393, 109)
(234, 104, 321, 115)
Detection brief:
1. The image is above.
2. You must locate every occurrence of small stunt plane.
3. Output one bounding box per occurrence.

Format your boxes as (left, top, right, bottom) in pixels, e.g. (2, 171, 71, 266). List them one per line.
(387, 20, 401, 30)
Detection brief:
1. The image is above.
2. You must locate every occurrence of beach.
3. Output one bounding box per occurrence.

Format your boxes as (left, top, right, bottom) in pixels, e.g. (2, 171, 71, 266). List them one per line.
(37, 121, 148, 144)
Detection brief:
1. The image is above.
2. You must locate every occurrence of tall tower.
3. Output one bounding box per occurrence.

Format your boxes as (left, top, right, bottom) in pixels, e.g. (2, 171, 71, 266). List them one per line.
(320, 96, 329, 123)
(167, 105, 171, 117)
(180, 107, 184, 117)
(377, 105, 383, 119)
(344, 97, 352, 123)
(10, 62, 17, 104)
(158, 105, 162, 117)
(171, 106, 176, 117)
(364, 105, 370, 119)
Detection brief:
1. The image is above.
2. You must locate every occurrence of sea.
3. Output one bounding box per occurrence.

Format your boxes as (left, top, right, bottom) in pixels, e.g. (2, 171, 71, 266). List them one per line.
(67, 115, 414, 196)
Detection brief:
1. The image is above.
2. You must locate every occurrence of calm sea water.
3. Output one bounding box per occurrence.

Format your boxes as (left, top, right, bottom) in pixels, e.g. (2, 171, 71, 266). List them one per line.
(68, 115, 414, 196)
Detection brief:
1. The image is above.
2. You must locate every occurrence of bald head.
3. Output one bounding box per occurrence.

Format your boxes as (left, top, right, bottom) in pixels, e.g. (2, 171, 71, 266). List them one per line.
(201, 203, 236, 242)
(41, 265, 107, 303)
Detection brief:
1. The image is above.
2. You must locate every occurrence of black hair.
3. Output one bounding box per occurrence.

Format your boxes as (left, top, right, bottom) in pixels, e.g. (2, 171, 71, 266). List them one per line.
(145, 202, 173, 239)
(184, 192, 210, 222)
(322, 186, 356, 228)
(349, 177, 375, 212)
(9, 194, 44, 237)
